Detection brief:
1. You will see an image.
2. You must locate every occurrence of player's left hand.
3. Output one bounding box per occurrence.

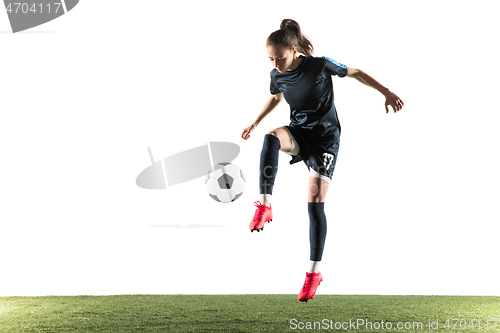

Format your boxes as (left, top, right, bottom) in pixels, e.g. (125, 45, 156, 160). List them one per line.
(384, 91, 404, 113)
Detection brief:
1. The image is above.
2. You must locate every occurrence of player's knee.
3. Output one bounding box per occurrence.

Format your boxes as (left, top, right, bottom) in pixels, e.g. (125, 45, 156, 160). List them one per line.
(266, 129, 278, 137)
(308, 179, 329, 202)
(309, 196, 324, 203)
(266, 130, 282, 147)
(308, 188, 324, 202)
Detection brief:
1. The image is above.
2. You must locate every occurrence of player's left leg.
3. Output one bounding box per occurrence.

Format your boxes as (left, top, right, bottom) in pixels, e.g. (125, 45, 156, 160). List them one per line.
(305, 143, 338, 270)
(308, 176, 329, 271)
(298, 176, 330, 302)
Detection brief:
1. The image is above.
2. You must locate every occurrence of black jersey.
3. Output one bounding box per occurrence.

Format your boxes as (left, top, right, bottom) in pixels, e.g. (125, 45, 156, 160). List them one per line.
(270, 55, 348, 144)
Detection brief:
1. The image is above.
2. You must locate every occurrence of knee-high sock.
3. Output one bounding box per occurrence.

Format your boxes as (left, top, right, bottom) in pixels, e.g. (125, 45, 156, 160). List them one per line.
(259, 134, 280, 195)
(309, 202, 327, 261)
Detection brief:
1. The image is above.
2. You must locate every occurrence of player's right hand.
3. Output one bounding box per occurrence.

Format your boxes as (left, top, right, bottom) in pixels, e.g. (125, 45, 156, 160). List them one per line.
(242, 124, 257, 140)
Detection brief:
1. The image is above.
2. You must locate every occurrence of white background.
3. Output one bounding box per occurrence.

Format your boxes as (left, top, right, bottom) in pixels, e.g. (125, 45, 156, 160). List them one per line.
(1, 0, 499, 296)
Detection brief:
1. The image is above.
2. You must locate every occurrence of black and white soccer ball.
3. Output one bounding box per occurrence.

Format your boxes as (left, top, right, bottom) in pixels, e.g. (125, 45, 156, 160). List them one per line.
(204, 162, 246, 203)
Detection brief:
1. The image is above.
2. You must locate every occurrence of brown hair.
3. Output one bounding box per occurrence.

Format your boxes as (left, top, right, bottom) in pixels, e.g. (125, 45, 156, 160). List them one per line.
(267, 19, 314, 57)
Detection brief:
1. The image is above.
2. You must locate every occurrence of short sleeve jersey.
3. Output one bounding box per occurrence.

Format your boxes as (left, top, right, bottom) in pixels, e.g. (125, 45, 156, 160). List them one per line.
(270, 55, 347, 144)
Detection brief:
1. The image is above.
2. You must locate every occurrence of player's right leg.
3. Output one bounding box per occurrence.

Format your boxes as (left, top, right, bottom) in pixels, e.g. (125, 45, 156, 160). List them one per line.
(249, 127, 297, 232)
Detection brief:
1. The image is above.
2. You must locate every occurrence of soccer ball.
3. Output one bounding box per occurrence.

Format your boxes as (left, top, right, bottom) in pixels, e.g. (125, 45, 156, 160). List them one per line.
(205, 162, 246, 203)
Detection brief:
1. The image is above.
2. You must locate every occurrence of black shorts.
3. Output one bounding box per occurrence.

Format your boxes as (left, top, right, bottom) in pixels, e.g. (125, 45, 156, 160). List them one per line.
(284, 125, 340, 182)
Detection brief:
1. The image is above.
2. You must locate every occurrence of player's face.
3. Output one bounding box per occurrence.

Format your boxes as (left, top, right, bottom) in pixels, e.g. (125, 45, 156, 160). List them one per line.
(267, 45, 296, 73)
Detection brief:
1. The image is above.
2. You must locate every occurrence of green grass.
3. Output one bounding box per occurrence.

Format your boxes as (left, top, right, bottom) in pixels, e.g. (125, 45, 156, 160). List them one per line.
(0, 295, 499, 332)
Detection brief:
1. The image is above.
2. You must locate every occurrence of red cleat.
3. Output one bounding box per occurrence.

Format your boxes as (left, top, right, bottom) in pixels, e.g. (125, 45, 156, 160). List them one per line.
(298, 272, 323, 302)
(249, 201, 273, 232)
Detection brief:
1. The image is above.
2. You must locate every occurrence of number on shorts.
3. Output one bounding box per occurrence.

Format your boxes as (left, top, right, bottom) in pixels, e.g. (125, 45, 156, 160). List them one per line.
(322, 153, 334, 171)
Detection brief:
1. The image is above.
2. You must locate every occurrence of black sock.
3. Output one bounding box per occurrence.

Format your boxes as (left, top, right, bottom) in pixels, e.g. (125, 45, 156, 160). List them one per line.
(308, 202, 327, 261)
(259, 134, 280, 195)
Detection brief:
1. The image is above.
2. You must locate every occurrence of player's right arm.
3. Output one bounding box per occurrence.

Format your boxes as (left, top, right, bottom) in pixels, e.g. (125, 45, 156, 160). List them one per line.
(242, 93, 284, 140)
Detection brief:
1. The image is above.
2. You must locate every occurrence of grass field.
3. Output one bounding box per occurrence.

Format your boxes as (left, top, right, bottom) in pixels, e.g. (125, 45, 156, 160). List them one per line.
(0, 295, 499, 332)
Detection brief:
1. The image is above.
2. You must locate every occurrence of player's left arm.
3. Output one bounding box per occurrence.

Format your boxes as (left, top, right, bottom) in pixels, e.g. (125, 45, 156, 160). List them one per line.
(346, 67, 404, 113)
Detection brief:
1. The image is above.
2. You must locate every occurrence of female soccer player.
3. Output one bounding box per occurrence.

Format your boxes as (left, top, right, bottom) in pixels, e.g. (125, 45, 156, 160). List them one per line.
(241, 19, 404, 302)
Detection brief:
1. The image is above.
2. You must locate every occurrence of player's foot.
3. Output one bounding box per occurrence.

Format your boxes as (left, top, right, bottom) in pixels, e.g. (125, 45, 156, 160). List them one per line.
(249, 201, 273, 232)
(298, 271, 323, 302)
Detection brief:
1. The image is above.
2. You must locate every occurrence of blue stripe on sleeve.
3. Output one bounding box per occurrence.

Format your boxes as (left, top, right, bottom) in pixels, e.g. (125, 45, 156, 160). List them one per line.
(322, 56, 347, 69)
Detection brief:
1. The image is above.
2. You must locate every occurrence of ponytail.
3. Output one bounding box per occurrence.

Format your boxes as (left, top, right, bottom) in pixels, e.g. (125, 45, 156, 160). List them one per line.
(267, 19, 314, 57)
